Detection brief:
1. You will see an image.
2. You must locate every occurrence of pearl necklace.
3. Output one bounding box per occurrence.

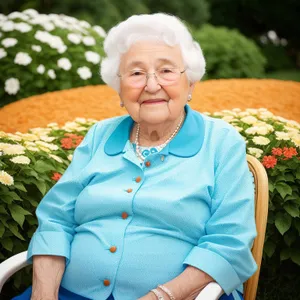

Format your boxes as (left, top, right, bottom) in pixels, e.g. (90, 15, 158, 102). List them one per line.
(134, 112, 185, 162)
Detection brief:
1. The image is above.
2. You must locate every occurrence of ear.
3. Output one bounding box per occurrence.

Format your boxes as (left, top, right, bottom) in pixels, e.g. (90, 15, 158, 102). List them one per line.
(189, 82, 196, 95)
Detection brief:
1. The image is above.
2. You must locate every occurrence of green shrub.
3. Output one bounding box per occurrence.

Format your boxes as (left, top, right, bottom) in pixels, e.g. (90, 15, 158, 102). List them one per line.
(0, 9, 106, 108)
(192, 24, 267, 79)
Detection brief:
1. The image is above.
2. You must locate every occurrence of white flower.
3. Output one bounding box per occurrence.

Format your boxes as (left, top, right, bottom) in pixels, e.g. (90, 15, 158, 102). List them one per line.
(4, 78, 20, 95)
(57, 57, 72, 71)
(67, 33, 81, 44)
(67, 154, 73, 161)
(245, 126, 269, 135)
(49, 154, 63, 163)
(35, 141, 59, 151)
(222, 116, 234, 122)
(1, 21, 14, 31)
(10, 155, 31, 165)
(248, 147, 264, 158)
(7, 12, 29, 21)
(75, 117, 87, 123)
(85, 51, 101, 64)
(291, 134, 300, 147)
(258, 108, 269, 112)
(77, 66, 92, 80)
(245, 108, 259, 114)
(1, 38, 18, 48)
(82, 36, 96, 46)
(32, 45, 42, 52)
(15, 22, 32, 33)
(0, 170, 14, 186)
(79, 20, 91, 28)
(40, 135, 56, 142)
(26, 146, 40, 152)
(14, 52, 32, 65)
(0, 143, 25, 155)
(275, 131, 290, 141)
(93, 25, 106, 37)
(241, 116, 258, 124)
(233, 126, 243, 132)
(0, 48, 7, 59)
(37, 64, 45, 74)
(238, 112, 250, 117)
(252, 136, 271, 145)
(232, 108, 242, 112)
(47, 69, 56, 79)
(42, 22, 55, 31)
(213, 112, 223, 117)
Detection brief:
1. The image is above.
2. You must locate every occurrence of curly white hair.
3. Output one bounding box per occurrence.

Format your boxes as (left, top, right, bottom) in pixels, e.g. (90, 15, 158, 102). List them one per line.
(100, 13, 206, 92)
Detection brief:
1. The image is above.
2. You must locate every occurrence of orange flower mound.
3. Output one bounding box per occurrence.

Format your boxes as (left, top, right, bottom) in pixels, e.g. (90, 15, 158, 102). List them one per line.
(0, 79, 299, 133)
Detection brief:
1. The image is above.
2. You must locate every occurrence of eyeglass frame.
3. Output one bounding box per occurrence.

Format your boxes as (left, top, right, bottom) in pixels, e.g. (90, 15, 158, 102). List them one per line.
(117, 67, 187, 87)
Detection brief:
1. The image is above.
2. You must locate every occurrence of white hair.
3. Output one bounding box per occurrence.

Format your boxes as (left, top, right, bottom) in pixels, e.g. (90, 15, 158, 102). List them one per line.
(100, 13, 206, 92)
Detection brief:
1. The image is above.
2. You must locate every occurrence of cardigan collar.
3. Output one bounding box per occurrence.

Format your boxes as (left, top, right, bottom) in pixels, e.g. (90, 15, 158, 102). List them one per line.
(104, 104, 205, 158)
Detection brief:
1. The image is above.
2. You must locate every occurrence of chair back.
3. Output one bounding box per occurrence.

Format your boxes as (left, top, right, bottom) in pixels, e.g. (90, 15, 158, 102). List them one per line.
(244, 154, 269, 300)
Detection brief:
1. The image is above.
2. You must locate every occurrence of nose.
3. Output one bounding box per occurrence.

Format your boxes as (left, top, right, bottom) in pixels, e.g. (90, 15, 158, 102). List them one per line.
(145, 74, 161, 93)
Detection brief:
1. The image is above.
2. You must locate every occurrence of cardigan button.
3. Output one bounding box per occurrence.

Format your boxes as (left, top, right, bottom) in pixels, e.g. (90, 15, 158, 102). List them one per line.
(135, 176, 142, 183)
(103, 279, 110, 286)
(122, 212, 129, 219)
(145, 161, 151, 167)
(126, 188, 133, 193)
(109, 246, 117, 253)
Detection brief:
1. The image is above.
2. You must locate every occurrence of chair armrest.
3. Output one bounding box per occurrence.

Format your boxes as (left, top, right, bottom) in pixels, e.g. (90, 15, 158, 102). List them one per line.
(0, 251, 30, 292)
(194, 282, 224, 300)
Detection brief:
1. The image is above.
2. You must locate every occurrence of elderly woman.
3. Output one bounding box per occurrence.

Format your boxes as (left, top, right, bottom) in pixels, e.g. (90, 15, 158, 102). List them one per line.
(14, 13, 256, 300)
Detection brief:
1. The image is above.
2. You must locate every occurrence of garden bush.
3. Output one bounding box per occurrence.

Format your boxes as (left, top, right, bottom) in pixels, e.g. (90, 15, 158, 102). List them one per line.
(192, 24, 267, 79)
(0, 108, 300, 298)
(0, 9, 106, 107)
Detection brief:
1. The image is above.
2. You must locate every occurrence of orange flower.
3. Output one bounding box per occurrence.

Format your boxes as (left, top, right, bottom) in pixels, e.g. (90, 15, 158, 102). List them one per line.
(262, 155, 277, 169)
(283, 147, 298, 159)
(272, 148, 283, 156)
(51, 172, 62, 181)
(61, 137, 74, 149)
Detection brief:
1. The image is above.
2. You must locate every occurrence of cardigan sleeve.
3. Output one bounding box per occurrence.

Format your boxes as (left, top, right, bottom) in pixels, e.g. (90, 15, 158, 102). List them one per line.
(183, 128, 257, 295)
(27, 122, 99, 264)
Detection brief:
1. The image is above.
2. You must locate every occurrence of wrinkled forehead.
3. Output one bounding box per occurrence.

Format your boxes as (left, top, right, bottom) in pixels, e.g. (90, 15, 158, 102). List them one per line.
(119, 40, 184, 71)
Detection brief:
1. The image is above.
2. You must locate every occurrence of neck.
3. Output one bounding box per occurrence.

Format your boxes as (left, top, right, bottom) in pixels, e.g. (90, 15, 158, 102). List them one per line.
(134, 111, 185, 147)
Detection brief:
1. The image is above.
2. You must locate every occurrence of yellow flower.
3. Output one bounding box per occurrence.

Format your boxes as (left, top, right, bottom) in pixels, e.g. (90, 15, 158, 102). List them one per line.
(0, 170, 14, 186)
(10, 155, 31, 165)
(0, 143, 26, 155)
(291, 134, 300, 147)
(253, 136, 271, 145)
(248, 147, 264, 158)
(275, 131, 290, 141)
(49, 154, 63, 163)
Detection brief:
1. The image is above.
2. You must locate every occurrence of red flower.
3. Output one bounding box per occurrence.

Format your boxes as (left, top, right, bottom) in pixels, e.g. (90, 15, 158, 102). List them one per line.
(51, 172, 62, 181)
(61, 135, 84, 149)
(272, 147, 283, 156)
(283, 147, 298, 159)
(262, 155, 277, 169)
(61, 137, 74, 149)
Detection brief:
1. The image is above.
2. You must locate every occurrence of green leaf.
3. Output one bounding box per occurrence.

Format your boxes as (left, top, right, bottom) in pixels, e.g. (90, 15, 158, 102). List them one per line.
(0, 223, 5, 238)
(284, 230, 297, 246)
(275, 182, 293, 199)
(0, 205, 7, 214)
(8, 204, 31, 227)
(264, 240, 276, 257)
(269, 181, 274, 193)
(293, 218, 300, 235)
(34, 160, 55, 173)
(280, 248, 290, 261)
(13, 182, 27, 192)
(290, 249, 300, 266)
(2, 237, 13, 251)
(275, 212, 292, 235)
(35, 180, 47, 195)
(283, 203, 300, 217)
(8, 223, 25, 241)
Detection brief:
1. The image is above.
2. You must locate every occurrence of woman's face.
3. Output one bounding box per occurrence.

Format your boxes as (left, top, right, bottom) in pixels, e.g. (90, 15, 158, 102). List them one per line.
(118, 40, 195, 125)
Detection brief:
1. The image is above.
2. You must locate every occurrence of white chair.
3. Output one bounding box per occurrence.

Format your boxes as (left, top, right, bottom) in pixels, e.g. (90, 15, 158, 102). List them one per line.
(0, 155, 269, 299)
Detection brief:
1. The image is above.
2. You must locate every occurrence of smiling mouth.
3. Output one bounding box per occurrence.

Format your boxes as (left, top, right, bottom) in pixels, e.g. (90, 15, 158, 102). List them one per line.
(142, 99, 167, 104)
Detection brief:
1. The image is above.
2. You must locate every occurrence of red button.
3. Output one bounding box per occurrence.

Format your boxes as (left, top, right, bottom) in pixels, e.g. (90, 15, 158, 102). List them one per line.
(103, 279, 110, 286)
(145, 161, 151, 167)
(135, 176, 142, 183)
(110, 246, 117, 253)
(122, 212, 129, 219)
(126, 188, 133, 193)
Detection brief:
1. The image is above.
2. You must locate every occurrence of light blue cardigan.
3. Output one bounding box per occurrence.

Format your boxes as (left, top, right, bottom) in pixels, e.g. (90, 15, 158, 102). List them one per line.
(27, 105, 257, 300)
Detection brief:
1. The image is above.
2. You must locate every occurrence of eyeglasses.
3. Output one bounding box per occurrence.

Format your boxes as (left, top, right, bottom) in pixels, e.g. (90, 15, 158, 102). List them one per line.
(117, 67, 186, 88)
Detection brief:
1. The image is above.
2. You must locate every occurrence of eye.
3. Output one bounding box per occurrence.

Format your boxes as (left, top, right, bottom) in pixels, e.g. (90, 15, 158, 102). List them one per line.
(159, 68, 174, 73)
(129, 70, 144, 76)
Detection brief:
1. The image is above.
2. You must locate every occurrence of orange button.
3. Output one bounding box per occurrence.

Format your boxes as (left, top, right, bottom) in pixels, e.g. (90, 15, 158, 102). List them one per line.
(122, 212, 129, 219)
(126, 188, 133, 193)
(145, 161, 151, 167)
(135, 176, 142, 183)
(110, 246, 117, 253)
(103, 279, 110, 286)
